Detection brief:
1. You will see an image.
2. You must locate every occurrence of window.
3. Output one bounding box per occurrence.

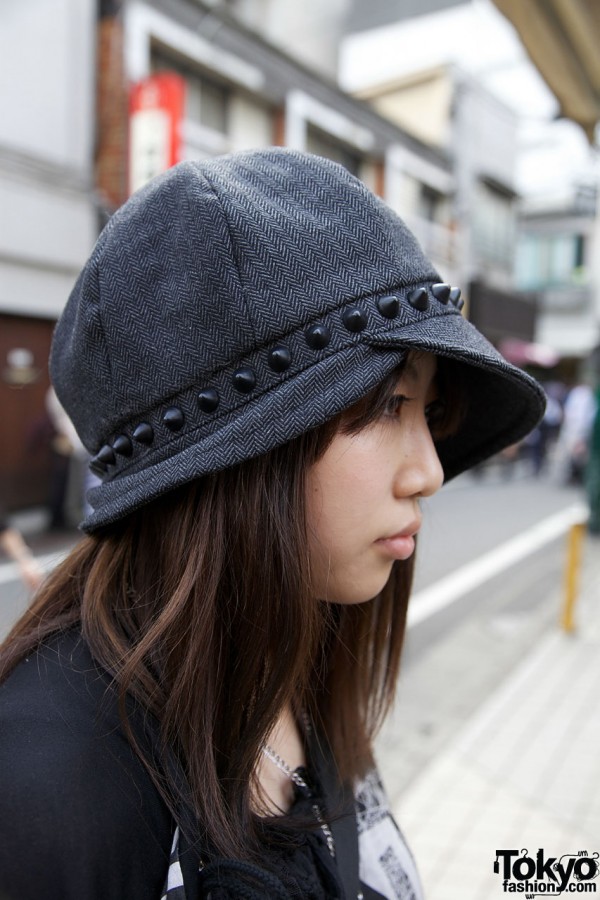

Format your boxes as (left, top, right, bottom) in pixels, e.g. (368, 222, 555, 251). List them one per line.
(152, 50, 229, 134)
(419, 184, 444, 223)
(305, 125, 361, 176)
(516, 233, 587, 290)
(472, 181, 515, 267)
(184, 74, 229, 134)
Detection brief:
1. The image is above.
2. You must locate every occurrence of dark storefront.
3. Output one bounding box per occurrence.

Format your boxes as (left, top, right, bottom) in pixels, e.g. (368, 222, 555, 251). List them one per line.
(468, 279, 538, 347)
(0, 315, 55, 511)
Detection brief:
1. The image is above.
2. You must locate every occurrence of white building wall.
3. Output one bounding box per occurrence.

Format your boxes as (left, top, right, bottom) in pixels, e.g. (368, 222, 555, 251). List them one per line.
(231, 0, 351, 79)
(0, 0, 94, 169)
(0, 0, 97, 320)
(536, 312, 599, 357)
(228, 96, 274, 153)
(0, 174, 97, 319)
(0, 177, 94, 273)
(457, 79, 516, 190)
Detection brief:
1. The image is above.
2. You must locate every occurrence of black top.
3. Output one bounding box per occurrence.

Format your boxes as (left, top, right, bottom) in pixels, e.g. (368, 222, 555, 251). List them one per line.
(0, 631, 347, 900)
(0, 630, 172, 900)
(0, 629, 421, 900)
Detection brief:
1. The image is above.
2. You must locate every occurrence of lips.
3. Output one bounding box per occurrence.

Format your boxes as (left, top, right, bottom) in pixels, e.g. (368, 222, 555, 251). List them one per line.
(374, 522, 421, 561)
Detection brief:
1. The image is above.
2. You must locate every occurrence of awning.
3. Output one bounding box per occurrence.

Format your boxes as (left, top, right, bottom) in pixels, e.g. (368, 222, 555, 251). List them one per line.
(499, 338, 560, 368)
(492, 0, 600, 141)
(468, 280, 538, 346)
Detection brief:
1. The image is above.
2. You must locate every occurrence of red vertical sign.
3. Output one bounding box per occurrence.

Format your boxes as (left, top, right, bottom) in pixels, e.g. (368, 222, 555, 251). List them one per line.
(129, 72, 186, 196)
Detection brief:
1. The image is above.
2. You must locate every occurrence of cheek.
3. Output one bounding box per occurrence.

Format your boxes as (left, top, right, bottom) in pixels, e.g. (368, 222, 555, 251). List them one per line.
(303, 425, 420, 603)
(305, 468, 337, 560)
(305, 479, 395, 604)
(305, 439, 393, 601)
(306, 447, 381, 540)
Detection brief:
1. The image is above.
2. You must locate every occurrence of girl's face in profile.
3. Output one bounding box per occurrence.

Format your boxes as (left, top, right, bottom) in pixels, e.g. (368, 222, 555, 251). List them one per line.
(306, 351, 444, 605)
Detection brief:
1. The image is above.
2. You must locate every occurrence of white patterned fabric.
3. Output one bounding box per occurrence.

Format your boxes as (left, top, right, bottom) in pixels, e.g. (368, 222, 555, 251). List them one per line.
(161, 829, 186, 900)
(355, 770, 424, 900)
(162, 768, 422, 900)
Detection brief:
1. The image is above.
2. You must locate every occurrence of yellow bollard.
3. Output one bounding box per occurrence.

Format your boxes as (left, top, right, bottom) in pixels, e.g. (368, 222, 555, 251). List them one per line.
(561, 522, 586, 632)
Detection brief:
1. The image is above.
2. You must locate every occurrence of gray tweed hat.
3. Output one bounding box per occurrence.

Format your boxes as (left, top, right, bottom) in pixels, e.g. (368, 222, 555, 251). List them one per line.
(50, 148, 545, 532)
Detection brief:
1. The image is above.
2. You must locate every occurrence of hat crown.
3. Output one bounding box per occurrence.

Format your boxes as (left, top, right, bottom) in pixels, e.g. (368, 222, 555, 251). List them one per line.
(51, 149, 437, 450)
(50, 148, 545, 531)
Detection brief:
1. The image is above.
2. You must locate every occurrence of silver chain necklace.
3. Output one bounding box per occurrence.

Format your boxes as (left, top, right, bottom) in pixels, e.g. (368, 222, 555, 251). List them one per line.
(261, 743, 336, 859)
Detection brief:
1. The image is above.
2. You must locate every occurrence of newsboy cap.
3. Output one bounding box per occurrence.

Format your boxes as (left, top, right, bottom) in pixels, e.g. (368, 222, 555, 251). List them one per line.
(50, 148, 545, 531)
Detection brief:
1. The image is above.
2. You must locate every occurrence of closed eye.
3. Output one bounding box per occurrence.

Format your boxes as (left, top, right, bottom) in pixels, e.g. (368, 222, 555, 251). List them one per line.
(384, 394, 413, 417)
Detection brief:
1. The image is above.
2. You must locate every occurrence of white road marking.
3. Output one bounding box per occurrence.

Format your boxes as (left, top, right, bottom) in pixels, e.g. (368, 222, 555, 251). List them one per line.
(407, 503, 589, 628)
(0, 550, 70, 587)
(0, 504, 590, 621)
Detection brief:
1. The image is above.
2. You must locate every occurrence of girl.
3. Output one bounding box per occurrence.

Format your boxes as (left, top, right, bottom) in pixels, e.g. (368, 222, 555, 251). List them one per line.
(0, 149, 544, 900)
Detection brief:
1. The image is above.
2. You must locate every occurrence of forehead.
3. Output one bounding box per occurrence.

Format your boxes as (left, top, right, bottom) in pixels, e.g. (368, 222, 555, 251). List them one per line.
(399, 351, 438, 385)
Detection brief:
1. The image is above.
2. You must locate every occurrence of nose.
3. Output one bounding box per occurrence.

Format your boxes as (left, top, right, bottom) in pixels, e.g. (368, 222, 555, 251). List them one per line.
(392, 416, 445, 499)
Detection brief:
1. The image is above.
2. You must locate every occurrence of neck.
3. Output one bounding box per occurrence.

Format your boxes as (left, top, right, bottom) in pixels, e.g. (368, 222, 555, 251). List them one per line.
(253, 704, 306, 815)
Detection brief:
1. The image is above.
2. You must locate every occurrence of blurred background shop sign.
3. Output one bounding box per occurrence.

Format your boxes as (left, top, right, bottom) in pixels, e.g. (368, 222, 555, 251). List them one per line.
(128, 72, 185, 195)
(499, 338, 561, 369)
(2, 349, 41, 388)
(468, 280, 537, 345)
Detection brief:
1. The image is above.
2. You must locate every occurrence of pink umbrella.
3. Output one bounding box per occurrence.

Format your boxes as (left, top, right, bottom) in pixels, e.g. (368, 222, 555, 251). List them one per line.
(499, 339, 560, 368)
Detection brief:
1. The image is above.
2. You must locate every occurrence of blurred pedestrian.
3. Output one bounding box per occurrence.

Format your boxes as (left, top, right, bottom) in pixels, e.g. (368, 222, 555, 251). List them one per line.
(0, 511, 43, 592)
(554, 382, 596, 485)
(588, 392, 600, 534)
(587, 345, 600, 535)
(0, 150, 545, 900)
(525, 389, 563, 477)
(45, 386, 87, 529)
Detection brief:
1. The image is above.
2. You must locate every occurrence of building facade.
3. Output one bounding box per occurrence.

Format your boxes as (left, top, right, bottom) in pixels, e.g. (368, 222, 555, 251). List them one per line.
(347, 61, 537, 347)
(516, 185, 599, 369)
(339, 0, 600, 366)
(2, 0, 459, 509)
(0, 0, 97, 507)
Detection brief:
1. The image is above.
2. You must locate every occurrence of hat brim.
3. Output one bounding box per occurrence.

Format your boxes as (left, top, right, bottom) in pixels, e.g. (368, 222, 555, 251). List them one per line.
(83, 311, 545, 532)
(367, 311, 546, 480)
(83, 342, 405, 531)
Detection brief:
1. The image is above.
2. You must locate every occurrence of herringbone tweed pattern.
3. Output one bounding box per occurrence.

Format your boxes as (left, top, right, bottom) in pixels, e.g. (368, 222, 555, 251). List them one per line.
(49, 149, 545, 531)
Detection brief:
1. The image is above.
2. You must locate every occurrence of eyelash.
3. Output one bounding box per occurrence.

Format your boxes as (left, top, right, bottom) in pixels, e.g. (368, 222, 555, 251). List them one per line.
(426, 399, 445, 425)
(384, 394, 412, 417)
(384, 395, 446, 429)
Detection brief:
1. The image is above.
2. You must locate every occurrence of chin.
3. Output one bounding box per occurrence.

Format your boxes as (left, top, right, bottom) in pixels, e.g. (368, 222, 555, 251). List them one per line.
(324, 578, 391, 606)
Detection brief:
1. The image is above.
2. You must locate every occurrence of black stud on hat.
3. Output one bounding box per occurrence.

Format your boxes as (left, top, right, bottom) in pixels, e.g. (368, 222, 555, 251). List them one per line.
(50, 148, 545, 532)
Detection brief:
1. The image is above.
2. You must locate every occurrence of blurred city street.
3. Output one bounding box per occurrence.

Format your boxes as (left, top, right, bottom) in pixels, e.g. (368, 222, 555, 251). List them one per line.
(376, 467, 600, 898)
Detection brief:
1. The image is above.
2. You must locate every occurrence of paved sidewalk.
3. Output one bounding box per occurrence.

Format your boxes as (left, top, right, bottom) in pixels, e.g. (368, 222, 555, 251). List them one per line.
(385, 533, 600, 899)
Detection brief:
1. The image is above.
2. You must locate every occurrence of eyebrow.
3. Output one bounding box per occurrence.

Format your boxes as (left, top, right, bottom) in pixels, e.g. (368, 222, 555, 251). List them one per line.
(402, 357, 420, 383)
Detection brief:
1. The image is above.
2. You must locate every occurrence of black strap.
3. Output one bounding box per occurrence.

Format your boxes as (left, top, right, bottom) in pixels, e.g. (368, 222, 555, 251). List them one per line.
(127, 702, 202, 896)
(133, 703, 360, 899)
(178, 825, 202, 898)
(308, 729, 361, 900)
(155, 742, 205, 897)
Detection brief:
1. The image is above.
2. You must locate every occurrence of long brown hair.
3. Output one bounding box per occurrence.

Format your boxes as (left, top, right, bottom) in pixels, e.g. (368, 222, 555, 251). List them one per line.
(0, 354, 463, 862)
